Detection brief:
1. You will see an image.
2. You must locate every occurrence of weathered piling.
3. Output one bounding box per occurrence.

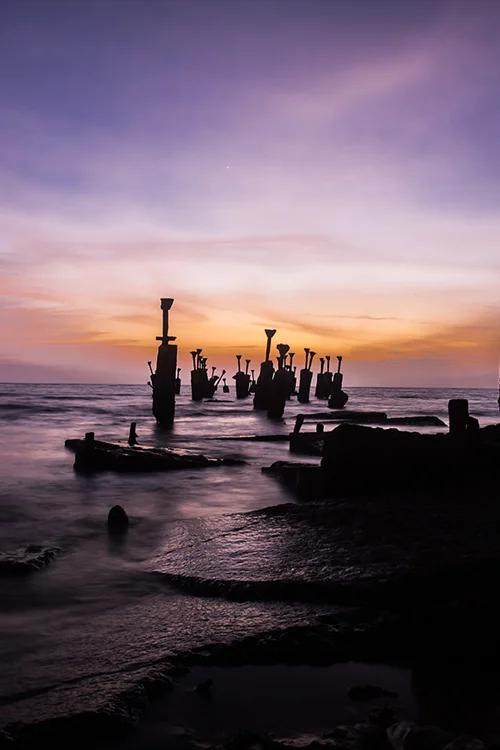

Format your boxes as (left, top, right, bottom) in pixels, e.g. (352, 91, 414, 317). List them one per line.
(294, 414, 305, 434)
(128, 422, 137, 446)
(253, 328, 276, 410)
(448, 398, 479, 436)
(204, 362, 221, 398)
(324, 355, 333, 396)
(315, 357, 326, 398)
(175, 368, 181, 395)
(204, 374, 216, 399)
(328, 355, 349, 409)
(448, 398, 469, 435)
(249, 369, 256, 393)
(287, 352, 296, 398)
(73, 431, 95, 471)
(190, 348, 208, 401)
(150, 298, 177, 426)
(267, 343, 291, 419)
(222, 377, 230, 394)
(244, 359, 252, 395)
(297, 347, 313, 404)
(234, 354, 251, 399)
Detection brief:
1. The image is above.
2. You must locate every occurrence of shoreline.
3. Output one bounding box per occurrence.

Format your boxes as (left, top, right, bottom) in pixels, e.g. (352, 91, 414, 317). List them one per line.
(2, 385, 500, 748)
(5, 482, 500, 747)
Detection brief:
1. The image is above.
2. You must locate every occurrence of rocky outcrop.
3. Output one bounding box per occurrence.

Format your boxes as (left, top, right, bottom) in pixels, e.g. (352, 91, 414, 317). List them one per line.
(321, 422, 500, 495)
(65, 437, 245, 473)
(267, 421, 500, 498)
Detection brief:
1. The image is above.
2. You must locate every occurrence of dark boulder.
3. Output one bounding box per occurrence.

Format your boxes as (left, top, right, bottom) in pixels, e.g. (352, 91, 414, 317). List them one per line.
(107, 505, 129, 533)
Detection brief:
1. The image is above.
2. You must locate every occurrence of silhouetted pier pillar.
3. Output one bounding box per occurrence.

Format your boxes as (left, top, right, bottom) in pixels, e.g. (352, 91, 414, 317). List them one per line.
(175, 368, 181, 395)
(315, 357, 326, 398)
(298, 348, 313, 404)
(151, 298, 177, 426)
(328, 355, 349, 409)
(249, 368, 256, 393)
(287, 352, 296, 398)
(293, 414, 305, 434)
(324, 355, 333, 396)
(448, 399, 469, 436)
(128, 422, 137, 446)
(254, 329, 276, 410)
(268, 343, 290, 419)
(191, 348, 206, 401)
(204, 361, 219, 398)
(234, 354, 251, 398)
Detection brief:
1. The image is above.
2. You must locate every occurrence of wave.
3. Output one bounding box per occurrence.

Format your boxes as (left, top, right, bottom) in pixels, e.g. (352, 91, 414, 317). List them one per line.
(152, 570, 386, 607)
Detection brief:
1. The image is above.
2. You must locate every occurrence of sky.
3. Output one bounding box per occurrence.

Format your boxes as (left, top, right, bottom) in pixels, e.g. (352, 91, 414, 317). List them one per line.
(1, 0, 499, 385)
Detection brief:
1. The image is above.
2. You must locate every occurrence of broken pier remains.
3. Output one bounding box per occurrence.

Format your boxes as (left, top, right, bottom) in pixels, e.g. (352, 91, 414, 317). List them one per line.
(150, 298, 177, 427)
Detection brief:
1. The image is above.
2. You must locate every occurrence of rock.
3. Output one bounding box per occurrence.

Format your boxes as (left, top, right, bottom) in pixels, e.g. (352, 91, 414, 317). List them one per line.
(322, 422, 500, 496)
(387, 721, 452, 750)
(107, 505, 129, 533)
(0, 545, 61, 576)
(386, 416, 446, 427)
(348, 684, 397, 701)
(66, 437, 245, 473)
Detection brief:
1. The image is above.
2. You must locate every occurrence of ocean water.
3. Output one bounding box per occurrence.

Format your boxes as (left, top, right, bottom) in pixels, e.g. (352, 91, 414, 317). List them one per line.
(0, 383, 498, 731)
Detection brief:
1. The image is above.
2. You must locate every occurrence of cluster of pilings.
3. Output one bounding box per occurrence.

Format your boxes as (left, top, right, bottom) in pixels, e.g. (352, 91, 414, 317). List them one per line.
(148, 301, 350, 425)
(314, 355, 349, 408)
(233, 355, 254, 398)
(190, 349, 226, 401)
(252, 330, 297, 419)
(298, 348, 316, 404)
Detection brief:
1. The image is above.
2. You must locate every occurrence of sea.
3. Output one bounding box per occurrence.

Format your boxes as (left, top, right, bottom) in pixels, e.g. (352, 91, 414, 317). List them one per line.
(0, 383, 498, 739)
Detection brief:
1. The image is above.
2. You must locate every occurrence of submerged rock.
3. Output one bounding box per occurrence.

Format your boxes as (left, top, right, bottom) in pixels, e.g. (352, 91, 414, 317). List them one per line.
(107, 505, 129, 533)
(0, 545, 61, 576)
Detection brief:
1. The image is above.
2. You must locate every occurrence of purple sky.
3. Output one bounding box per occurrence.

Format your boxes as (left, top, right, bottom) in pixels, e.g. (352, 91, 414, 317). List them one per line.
(1, 0, 499, 384)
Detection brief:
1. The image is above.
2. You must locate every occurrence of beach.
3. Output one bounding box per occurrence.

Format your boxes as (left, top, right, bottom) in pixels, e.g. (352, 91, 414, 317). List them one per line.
(1, 384, 500, 747)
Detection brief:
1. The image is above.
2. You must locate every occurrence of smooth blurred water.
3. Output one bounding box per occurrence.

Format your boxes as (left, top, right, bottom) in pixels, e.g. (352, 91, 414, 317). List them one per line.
(0, 383, 498, 728)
